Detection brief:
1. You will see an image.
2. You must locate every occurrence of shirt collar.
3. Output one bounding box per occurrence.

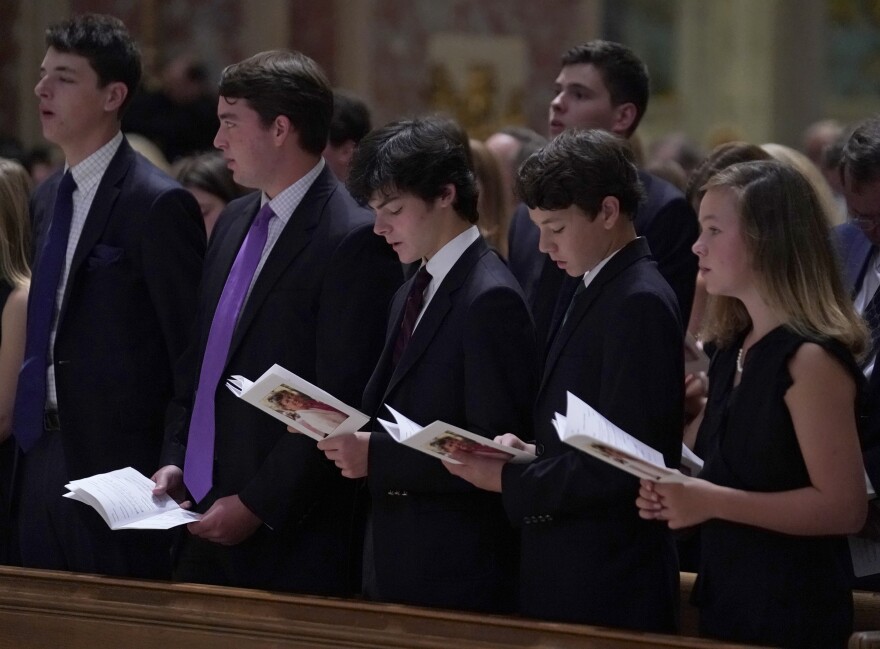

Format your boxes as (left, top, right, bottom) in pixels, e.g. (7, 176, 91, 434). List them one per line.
(67, 131, 123, 195)
(262, 157, 325, 224)
(424, 225, 481, 288)
(580, 239, 628, 291)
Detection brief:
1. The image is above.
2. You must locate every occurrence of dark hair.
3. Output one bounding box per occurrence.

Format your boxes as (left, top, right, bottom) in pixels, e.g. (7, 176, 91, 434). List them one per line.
(499, 126, 549, 169)
(430, 113, 474, 170)
(822, 133, 848, 172)
(347, 117, 479, 223)
(685, 142, 771, 209)
(218, 50, 332, 156)
(516, 129, 644, 219)
(560, 41, 649, 136)
(841, 116, 880, 191)
(172, 151, 242, 203)
(45, 13, 142, 116)
(328, 91, 372, 146)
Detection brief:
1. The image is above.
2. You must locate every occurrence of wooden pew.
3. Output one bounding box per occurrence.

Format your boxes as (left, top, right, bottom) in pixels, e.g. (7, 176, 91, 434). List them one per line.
(0, 566, 763, 649)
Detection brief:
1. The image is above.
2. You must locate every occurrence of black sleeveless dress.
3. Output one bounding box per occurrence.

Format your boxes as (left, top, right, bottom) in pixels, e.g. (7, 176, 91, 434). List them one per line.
(0, 280, 17, 564)
(693, 326, 860, 649)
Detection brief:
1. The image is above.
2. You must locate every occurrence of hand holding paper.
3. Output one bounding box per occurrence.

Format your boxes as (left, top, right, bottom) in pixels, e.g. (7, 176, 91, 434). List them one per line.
(64, 467, 201, 530)
(379, 405, 535, 465)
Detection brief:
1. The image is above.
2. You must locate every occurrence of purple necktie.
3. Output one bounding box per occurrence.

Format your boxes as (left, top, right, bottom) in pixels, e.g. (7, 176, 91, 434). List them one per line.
(13, 170, 76, 452)
(184, 203, 274, 502)
(392, 265, 432, 367)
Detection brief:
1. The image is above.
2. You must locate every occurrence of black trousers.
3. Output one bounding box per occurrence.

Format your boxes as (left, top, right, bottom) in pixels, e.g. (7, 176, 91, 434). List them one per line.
(15, 429, 172, 579)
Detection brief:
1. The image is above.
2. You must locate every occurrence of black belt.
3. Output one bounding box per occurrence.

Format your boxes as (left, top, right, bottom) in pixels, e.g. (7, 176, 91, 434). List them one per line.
(44, 410, 61, 431)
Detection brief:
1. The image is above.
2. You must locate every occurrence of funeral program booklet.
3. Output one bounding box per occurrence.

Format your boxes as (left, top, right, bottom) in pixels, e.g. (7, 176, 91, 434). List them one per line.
(226, 363, 369, 441)
(555, 392, 688, 483)
(63, 466, 201, 530)
(378, 405, 536, 464)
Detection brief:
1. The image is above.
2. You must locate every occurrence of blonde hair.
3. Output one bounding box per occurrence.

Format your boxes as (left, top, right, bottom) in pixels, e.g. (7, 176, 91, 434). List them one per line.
(0, 159, 32, 289)
(469, 139, 510, 258)
(700, 160, 867, 356)
(761, 142, 845, 226)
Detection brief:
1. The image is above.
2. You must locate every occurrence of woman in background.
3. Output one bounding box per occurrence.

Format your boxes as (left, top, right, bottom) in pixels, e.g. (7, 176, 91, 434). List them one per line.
(639, 161, 867, 648)
(470, 139, 510, 258)
(172, 151, 242, 239)
(762, 142, 845, 226)
(0, 158, 32, 565)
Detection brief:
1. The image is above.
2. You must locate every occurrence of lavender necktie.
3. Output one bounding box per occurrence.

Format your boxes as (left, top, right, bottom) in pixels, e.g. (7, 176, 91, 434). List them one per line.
(184, 203, 274, 502)
(13, 170, 76, 452)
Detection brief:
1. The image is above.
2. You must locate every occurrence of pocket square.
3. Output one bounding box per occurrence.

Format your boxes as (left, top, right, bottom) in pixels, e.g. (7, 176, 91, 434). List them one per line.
(87, 244, 124, 268)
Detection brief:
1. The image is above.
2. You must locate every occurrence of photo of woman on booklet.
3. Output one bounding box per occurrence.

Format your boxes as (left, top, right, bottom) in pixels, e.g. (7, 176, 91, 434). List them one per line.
(590, 443, 667, 482)
(263, 385, 347, 437)
(429, 432, 515, 460)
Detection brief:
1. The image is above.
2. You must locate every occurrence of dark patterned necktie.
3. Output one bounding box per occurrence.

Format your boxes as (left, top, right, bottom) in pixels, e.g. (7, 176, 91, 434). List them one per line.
(392, 265, 432, 367)
(13, 171, 77, 451)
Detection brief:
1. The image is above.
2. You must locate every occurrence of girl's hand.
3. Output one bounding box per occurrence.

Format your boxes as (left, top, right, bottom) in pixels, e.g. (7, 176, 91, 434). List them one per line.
(637, 477, 716, 529)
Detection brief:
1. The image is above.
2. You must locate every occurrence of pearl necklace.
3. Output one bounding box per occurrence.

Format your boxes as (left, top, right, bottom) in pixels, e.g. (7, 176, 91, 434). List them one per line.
(736, 347, 744, 373)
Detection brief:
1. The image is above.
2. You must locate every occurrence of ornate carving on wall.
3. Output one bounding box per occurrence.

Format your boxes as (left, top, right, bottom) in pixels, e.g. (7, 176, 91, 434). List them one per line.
(426, 33, 526, 139)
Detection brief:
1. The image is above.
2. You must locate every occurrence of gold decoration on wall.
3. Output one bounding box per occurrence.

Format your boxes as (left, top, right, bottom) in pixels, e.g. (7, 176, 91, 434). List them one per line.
(428, 61, 524, 140)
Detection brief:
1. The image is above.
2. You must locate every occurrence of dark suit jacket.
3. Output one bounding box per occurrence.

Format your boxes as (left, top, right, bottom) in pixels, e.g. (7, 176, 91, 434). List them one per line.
(834, 223, 880, 486)
(502, 237, 683, 632)
(29, 138, 204, 481)
(163, 168, 402, 595)
(507, 170, 698, 348)
(362, 236, 539, 613)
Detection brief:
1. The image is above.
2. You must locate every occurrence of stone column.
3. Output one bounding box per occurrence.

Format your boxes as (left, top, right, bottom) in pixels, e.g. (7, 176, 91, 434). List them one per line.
(676, 0, 824, 147)
(15, 0, 68, 149)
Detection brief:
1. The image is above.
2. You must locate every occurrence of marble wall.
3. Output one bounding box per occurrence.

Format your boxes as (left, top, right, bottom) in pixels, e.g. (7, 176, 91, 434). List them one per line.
(0, 1, 20, 142)
(2, 0, 877, 154)
(3, 0, 602, 149)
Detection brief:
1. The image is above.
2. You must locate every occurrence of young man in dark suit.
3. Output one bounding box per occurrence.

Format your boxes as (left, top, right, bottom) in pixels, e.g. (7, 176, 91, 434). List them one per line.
(319, 117, 539, 613)
(507, 41, 698, 348)
(153, 50, 402, 594)
(13, 14, 205, 578)
(449, 130, 683, 631)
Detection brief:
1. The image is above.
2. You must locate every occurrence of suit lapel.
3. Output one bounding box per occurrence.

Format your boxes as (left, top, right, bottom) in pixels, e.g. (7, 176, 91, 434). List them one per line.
(226, 169, 332, 357)
(540, 237, 652, 393)
(845, 230, 874, 296)
(57, 140, 132, 326)
(361, 283, 407, 418)
(379, 237, 488, 405)
(207, 194, 260, 309)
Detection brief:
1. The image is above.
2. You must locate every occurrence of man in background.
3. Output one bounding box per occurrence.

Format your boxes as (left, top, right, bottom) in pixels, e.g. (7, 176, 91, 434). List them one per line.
(323, 90, 372, 184)
(507, 41, 698, 349)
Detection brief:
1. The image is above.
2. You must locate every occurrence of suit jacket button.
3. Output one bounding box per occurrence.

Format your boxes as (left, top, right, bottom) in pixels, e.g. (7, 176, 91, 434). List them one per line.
(401, 490, 408, 496)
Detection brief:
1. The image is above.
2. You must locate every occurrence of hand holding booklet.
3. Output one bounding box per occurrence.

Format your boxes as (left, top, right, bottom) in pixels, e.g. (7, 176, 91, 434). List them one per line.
(226, 363, 369, 441)
(64, 466, 201, 530)
(378, 405, 535, 464)
(555, 392, 690, 483)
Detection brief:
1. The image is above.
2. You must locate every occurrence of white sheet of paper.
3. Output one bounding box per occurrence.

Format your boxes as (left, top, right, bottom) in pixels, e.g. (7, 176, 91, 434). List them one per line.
(564, 392, 666, 466)
(117, 507, 202, 529)
(64, 466, 200, 530)
(382, 405, 424, 442)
